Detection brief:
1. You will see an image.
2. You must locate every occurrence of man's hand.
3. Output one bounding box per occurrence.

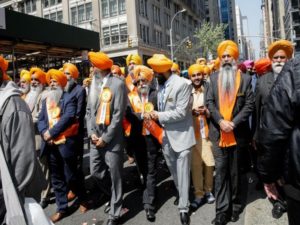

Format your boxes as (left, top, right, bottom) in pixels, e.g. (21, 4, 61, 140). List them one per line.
(150, 111, 159, 121)
(96, 137, 106, 148)
(43, 130, 51, 141)
(91, 134, 99, 145)
(219, 120, 234, 133)
(143, 112, 152, 120)
(264, 183, 279, 200)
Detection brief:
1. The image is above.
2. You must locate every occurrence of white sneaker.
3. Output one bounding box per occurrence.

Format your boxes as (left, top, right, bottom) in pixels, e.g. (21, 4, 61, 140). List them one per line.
(205, 192, 215, 204)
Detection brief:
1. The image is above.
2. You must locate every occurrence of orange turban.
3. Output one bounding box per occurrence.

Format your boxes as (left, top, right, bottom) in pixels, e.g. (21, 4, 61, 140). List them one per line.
(254, 58, 272, 76)
(111, 65, 122, 75)
(63, 63, 79, 79)
(126, 54, 142, 66)
(29, 67, 46, 84)
(46, 69, 68, 88)
(196, 58, 207, 65)
(88, 51, 113, 70)
(188, 64, 203, 76)
(214, 57, 221, 70)
(171, 63, 180, 73)
(268, 39, 294, 59)
(217, 40, 239, 60)
(147, 54, 173, 73)
(133, 65, 154, 82)
(203, 65, 211, 75)
(120, 67, 125, 76)
(20, 70, 31, 83)
(0, 56, 9, 81)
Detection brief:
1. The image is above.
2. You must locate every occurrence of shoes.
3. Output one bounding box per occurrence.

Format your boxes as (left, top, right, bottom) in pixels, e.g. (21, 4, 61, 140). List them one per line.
(67, 190, 76, 202)
(79, 202, 90, 213)
(212, 214, 228, 225)
(39, 198, 49, 209)
(180, 212, 190, 225)
(174, 196, 179, 206)
(106, 218, 119, 225)
(190, 197, 206, 210)
(145, 208, 155, 222)
(104, 202, 111, 214)
(272, 202, 286, 219)
(50, 211, 67, 223)
(205, 192, 215, 204)
(230, 211, 240, 222)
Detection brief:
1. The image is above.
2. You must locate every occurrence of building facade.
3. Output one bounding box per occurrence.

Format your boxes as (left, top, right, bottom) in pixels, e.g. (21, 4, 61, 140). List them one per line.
(204, 0, 220, 25)
(235, 5, 249, 60)
(0, 0, 206, 68)
(218, 0, 237, 42)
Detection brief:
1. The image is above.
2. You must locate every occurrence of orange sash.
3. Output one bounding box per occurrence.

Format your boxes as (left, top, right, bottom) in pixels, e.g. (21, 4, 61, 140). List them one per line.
(218, 70, 241, 147)
(125, 74, 136, 92)
(46, 99, 78, 145)
(128, 90, 163, 144)
(194, 115, 209, 140)
(96, 87, 112, 126)
(122, 118, 132, 137)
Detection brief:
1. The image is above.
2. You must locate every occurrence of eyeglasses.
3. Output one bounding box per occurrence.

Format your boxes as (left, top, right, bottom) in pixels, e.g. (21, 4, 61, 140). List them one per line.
(221, 54, 232, 59)
(136, 78, 147, 84)
(31, 78, 40, 82)
(64, 72, 71, 75)
(273, 56, 286, 59)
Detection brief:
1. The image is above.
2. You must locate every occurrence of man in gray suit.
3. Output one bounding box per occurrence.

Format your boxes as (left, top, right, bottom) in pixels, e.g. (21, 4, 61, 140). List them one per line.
(146, 54, 196, 225)
(86, 52, 126, 225)
(206, 41, 254, 225)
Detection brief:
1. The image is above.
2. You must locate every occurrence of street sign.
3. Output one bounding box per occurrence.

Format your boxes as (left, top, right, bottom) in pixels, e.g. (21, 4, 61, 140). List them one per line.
(0, 8, 6, 30)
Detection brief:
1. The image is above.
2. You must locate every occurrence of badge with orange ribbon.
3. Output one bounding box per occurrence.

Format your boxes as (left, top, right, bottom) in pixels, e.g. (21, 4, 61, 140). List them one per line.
(96, 87, 113, 125)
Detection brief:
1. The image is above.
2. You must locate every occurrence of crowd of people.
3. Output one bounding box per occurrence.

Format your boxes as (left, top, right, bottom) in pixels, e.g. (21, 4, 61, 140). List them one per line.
(0, 38, 299, 225)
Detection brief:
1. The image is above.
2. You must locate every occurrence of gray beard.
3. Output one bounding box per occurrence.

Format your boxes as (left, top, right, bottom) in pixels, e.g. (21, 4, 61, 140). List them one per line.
(20, 84, 30, 94)
(46, 87, 63, 106)
(272, 62, 284, 75)
(219, 62, 237, 103)
(65, 78, 76, 92)
(89, 75, 103, 109)
(138, 84, 150, 95)
(25, 85, 43, 111)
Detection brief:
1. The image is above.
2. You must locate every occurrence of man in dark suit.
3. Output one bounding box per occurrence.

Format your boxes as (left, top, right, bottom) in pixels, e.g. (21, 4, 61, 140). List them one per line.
(86, 52, 126, 225)
(38, 69, 86, 223)
(126, 65, 161, 222)
(206, 40, 254, 225)
(254, 40, 294, 218)
(63, 63, 87, 204)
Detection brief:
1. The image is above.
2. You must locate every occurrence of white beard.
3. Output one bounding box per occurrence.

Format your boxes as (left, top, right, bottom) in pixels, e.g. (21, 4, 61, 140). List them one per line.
(25, 84, 43, 111)
(65, 78, 76, 92)
(20, 84, 30, 94)
(219, 61, 237, 103)
(272, 62, 285, 74)
(89, 74, 103, 110)
(46, 87, 63, 106)
(138, 84, 150, 95)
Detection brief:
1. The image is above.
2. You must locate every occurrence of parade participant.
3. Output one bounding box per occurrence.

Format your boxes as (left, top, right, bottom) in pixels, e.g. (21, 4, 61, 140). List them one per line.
(111, 65, 122, 77)
(38, 69, 86, 222)
(146, 54, 195, 225)
(171, 63, 180, 75)
(254, 40, 294, 219)
(19, 69, 31, 98)
(188, 64, 215, 210)
(257, 57, 300, 225)
(0, 56, 37, 224)
(86, 52, 126, 225)
(125, 53, 142, 92)
(126, 65, 161, 222)
(196, 58, 207, 65)
(63, 63, 87, 203)
(254, 58, 272, 76)
(206, 40, 254, 225)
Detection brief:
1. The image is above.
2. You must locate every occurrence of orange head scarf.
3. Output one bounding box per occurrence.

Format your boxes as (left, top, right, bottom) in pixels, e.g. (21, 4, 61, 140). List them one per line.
(111, 65, 122, 76)
(133, 65, 154, 82)
(20, 70, 31, 83)
(217, 40, 239, 60)
(147, 54, 173, 73)
(126, 54, 142, 66)
(88, 51, 113, 70)
(202, 65, 212, 76)
(254, 58, 272, 76)
(196, 58, 207, 65)
(46, 69, 68, 88)
(29, 67, 46, 84)
(63, 63, 79, 79)
(268, 39, 294, 59)
(188, 64, 203, 77)
(0, 56, 9, 81)
(171, 63, 180, 74)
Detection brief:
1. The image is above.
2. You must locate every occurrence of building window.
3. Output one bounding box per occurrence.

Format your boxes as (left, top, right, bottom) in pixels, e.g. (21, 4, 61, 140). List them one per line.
(118, 0, 125, 14)
(102, 23, 128, 45)
(164, 12, 170, 29)
(102, 0, 109, 18)
(164, 0, 170, 9)
(71, 3, 93, 25)
(174, 3, 180, 13)
(44, 11, 63, 22)
(111, 25, 119, 44)
(139, 0, 148, 18)
(153, 5, 161, 25)
(57, 11, 63, 22)
(103, 27, 110, 45)
(102, 0, 125, 18)
(25, 0, 36, 13)
(43, 0, 62, 8)
(120, 23, 128, 42)
(109, 0, 118, 17)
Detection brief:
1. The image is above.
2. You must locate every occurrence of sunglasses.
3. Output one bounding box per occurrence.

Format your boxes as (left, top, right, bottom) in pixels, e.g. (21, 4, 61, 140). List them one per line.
(136, 78, 147, 84)
(273, 56, 286, 59)
(64, 72, 71, 75)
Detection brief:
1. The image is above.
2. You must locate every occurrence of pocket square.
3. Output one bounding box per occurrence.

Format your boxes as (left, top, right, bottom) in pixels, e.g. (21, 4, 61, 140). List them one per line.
(167, 98, 173, 102)
(237, 93, 245, 97)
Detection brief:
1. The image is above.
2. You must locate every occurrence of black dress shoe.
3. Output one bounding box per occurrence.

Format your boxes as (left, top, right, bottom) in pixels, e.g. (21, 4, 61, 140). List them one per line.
(180, 212, 190, 225)
(39, 199, 49, 209)
(145, 208, 155, 222)
(230, 211, 240, 222)
(212, 214, 228, 225)
(106, 218, 119, 225)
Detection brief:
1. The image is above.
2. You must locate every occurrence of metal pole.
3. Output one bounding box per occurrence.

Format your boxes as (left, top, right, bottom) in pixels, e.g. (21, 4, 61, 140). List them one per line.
(12, 47, 16, 81)
(169, 9, 186, 61)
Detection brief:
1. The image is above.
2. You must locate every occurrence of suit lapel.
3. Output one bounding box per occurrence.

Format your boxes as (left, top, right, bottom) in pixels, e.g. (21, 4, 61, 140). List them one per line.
(163, 85, 173, 110)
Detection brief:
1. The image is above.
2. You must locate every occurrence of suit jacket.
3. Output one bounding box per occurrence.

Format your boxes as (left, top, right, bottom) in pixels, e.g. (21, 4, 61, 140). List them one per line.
(67, 83, 87, 135)
(157, 74, 196, 152)
(253, 71, 275, 140)
(206, 72, 254, 147)
(38, 92, 77, 157)
(86, 74, 126, 152)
